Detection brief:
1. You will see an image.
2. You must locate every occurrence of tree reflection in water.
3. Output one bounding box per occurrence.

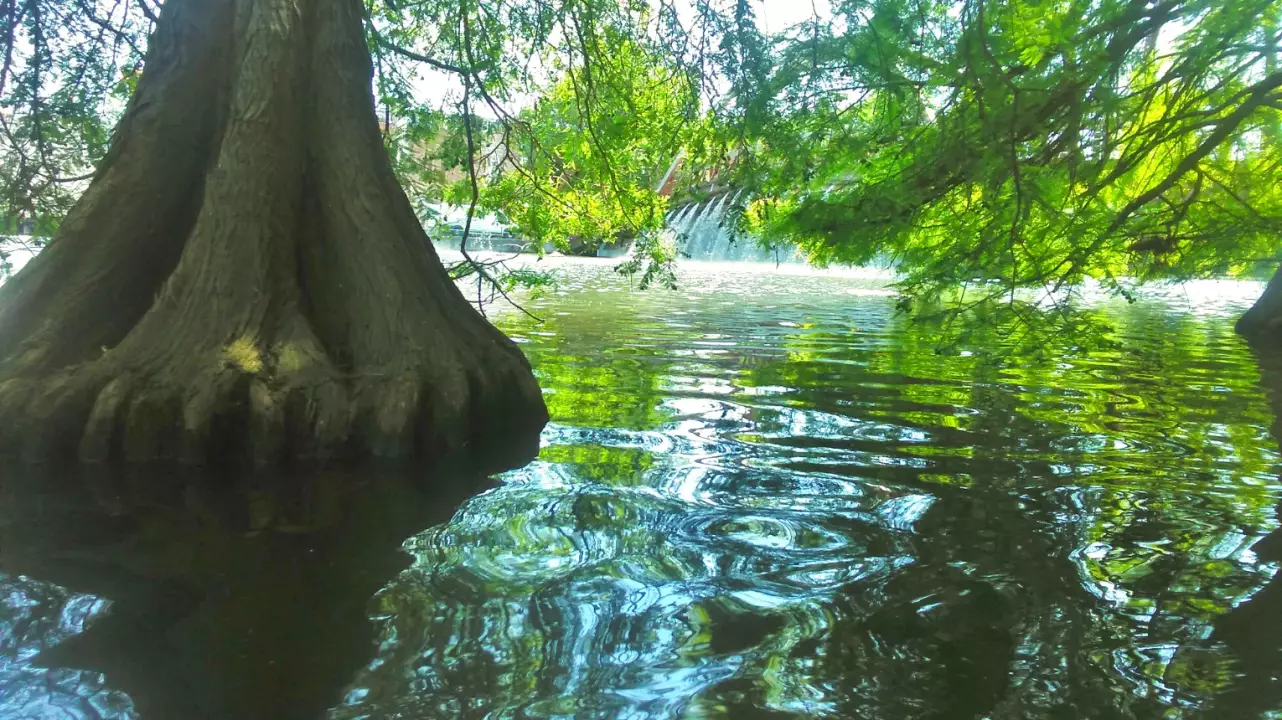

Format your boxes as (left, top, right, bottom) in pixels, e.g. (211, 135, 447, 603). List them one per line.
(0, 573, 133, 718)
(0, 466, 505, 719)
(332, 264, 1282, 719)
(1, 263, 1279, 718)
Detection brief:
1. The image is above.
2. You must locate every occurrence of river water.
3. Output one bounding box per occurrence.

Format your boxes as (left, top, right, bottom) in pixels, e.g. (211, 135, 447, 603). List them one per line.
(4, 258, 1282, 718)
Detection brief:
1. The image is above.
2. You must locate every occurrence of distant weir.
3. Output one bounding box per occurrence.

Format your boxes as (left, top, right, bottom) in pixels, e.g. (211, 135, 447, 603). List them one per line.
(662, 191, 800, 263)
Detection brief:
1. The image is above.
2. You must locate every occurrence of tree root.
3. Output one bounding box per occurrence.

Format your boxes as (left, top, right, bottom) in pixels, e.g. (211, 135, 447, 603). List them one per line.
(0, 0, 548, 472)
(0, 322, 544, 469)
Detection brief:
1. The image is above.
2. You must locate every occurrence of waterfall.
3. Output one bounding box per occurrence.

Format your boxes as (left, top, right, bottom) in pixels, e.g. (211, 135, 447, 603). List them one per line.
(666, 191, 802, 263)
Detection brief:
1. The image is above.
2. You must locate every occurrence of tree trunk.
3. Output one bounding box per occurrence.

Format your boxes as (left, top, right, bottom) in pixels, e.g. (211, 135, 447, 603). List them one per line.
(0, 0, 547, 468)
(1237, 264, 1282, 342)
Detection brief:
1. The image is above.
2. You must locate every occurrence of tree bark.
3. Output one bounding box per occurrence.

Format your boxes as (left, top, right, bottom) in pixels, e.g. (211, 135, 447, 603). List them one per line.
(1236, 264, 1282, 342)
(0, 0, 547, 469)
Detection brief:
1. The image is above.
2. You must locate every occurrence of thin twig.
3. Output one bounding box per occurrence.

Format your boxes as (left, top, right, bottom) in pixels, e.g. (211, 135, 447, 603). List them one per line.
(458, 75, 543, 322)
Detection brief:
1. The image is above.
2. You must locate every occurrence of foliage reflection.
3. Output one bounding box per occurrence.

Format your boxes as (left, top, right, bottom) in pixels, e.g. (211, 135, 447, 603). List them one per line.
(332, 262, 1282, 719)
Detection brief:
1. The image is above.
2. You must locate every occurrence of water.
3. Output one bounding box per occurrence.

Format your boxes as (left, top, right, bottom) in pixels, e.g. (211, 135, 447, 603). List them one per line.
(665, 195, 801, 263)
(5, 259, 1282, 718)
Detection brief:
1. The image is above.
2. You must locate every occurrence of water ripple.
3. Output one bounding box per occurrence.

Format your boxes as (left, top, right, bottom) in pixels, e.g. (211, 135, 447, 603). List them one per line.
(333, 261, 1282, 719)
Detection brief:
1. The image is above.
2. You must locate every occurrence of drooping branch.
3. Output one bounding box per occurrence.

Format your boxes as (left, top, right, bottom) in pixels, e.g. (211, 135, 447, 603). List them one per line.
(370, 30, 467, 74)
(1105, 72, 1282, 236)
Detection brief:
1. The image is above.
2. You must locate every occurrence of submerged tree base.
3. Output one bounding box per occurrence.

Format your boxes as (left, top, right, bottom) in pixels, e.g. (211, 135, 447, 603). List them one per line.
(1237, 266, 1282, 342)
(0, 0, 547, 467)
(1, 463, 503, 719)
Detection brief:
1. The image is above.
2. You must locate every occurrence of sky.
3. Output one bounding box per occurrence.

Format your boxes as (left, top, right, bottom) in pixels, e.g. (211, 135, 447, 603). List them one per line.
(409, 0, 833, 117)
(757, 0, 832, 33)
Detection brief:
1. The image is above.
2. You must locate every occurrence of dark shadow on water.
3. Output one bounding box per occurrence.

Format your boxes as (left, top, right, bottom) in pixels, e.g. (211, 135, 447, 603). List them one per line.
(0, 462, 505, 719)
(1211, 344, 1282, 717)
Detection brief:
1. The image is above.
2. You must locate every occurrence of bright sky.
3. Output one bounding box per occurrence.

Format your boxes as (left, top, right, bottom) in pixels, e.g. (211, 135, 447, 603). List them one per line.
(410, 0, 832, 117)
(758, 0, 831, 33)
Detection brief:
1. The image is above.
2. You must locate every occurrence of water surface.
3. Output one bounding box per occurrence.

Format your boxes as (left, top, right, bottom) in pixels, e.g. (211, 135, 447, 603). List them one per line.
(336, 259, 1282, 718)
(5, 259, 1282, 718)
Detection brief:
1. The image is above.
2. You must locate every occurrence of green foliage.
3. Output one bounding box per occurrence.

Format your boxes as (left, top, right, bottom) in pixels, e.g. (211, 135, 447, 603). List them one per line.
(367, 0, 1282, 320)
(357, 0, 768, 259)
(479, 39, 698, 253)
(719, 0, 1282, 311)
(446, 255, 556, 316)
(0, 0, 150, 237)
(614, 228, 678, 289)
(6, 0, 1281, 321)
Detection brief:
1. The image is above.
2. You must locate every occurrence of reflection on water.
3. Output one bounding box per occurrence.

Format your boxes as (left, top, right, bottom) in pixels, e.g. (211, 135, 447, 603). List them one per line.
(2, 260, 1281, 718)
(0, 575, 132, 718)
(0, 469, 501, 719)
(333, 260, 1282, 718)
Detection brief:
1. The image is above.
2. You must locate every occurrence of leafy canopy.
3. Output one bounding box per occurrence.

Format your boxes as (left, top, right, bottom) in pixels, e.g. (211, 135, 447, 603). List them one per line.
(1, 0, 150, 232)
(3, 0, 1281, 315)
(719, 0, 1282, 312)
(477, 37, 698, 253)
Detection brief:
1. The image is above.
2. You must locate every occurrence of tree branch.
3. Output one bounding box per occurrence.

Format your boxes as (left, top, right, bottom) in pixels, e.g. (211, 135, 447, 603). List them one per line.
(373, 33, 466, 74)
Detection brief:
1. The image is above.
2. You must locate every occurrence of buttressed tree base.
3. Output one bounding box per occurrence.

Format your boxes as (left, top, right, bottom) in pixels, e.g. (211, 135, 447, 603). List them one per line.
(0, 0, 548, 466)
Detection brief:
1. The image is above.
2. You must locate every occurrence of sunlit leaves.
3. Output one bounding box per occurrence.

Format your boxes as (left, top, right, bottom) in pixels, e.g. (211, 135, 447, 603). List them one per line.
(0, 0, 150, 236)
(474, 37, 698, 253)
(717, 0, 1282, 317)
(7, 0, 1281, 320)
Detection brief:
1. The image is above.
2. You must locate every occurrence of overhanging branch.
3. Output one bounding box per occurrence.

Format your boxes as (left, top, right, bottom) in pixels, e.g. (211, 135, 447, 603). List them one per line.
(372, 32, 467, 74)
